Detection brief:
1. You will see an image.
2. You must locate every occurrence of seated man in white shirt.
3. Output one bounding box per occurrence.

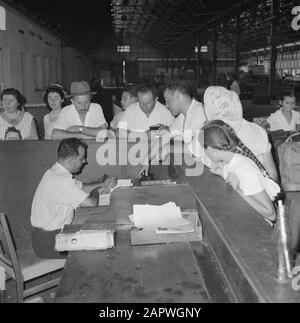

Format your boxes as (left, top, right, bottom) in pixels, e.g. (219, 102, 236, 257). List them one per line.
(52, 81, 108, 140)
(116, 84, 174, 135)
(31, 138, 107, 259)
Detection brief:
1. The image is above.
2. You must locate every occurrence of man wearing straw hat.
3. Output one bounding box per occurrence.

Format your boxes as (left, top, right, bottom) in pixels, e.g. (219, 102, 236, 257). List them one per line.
(52, 81, 107, 140)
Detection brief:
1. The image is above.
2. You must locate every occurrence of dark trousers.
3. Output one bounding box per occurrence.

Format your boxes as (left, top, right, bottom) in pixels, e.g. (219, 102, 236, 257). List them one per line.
(31, 227, 67, 259)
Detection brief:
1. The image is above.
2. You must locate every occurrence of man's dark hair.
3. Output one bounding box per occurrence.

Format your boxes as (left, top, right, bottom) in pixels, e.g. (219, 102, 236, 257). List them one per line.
(164, 81, 193, 98)
(122, 85, 137, 98)
(58, 138, 88, 160)
(0, 88, 25, 110)
(4, 126, 22, 140)
(280, 90, 295, 101)
(137, 83, 158, 99)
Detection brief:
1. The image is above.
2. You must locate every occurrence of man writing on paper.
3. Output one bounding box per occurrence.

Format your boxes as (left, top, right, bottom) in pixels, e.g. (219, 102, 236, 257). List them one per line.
(52, 81, 108, 140)
(31, 138, 108, 259)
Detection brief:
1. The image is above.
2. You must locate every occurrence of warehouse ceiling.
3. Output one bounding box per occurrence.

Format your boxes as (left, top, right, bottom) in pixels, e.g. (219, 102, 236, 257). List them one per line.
(3, 0, 300, 54)
(111, 0, 300, 54)
(3, 0, 114, 51)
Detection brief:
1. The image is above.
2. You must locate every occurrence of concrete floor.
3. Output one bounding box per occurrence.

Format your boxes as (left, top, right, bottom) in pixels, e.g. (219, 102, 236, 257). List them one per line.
(4, 271, 61, 303)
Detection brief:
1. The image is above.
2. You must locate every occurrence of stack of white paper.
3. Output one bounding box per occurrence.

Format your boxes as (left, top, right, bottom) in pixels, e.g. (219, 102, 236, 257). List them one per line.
(129, 202, 190, 230)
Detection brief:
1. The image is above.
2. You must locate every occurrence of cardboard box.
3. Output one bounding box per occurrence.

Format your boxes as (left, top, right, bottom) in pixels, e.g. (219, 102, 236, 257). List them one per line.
(130, 209, 202, 246)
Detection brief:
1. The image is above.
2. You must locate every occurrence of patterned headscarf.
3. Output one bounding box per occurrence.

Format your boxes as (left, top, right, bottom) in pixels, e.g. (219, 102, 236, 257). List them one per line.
(204, 86, 243, 132)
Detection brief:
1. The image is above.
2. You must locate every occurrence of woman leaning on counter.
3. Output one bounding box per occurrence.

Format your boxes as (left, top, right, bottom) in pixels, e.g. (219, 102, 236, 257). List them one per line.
(0, 88, 38, 140)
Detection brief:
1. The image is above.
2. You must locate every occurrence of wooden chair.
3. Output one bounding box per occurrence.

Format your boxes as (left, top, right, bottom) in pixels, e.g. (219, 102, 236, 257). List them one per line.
(0, 213, 65, 302)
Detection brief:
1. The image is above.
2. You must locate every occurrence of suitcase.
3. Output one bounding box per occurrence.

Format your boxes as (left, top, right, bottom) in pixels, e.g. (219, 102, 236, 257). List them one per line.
(269, 130, 292, 152)
(277, 132, 300, 191)
(285, 192, 300, 252)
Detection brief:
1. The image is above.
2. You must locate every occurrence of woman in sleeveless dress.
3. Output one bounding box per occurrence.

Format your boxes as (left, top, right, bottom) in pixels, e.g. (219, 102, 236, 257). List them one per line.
(0, 88, 38, 140)
(43, 86, 66, 139)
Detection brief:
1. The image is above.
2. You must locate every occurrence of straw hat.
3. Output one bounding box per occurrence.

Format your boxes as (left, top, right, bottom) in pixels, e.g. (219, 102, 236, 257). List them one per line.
(68, 81, 97, 98)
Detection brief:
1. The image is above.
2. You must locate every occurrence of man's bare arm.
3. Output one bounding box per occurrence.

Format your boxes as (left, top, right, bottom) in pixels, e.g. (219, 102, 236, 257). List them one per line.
(52, 128, 94, 140)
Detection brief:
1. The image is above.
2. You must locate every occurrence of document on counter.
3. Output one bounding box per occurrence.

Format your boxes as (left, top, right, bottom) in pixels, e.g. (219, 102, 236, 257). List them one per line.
(129, 202, 190, 230)
(98, 179, 132, 206)
(113, 179, 133, 190)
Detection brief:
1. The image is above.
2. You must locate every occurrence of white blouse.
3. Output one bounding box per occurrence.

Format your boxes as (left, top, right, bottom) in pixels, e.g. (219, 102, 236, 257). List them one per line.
(267, 109, 300, 131)
(0, 112, 34, 140)
(223, 154, 280, 201)
(44, 112, 61, 140)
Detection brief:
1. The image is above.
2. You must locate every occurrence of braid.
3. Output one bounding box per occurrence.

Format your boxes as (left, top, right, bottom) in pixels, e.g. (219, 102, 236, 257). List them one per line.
(203, 120, 270, 178)
(230, 142, 270, 178)
(202, 120, 271, 178)
(217, 122, 270, 178)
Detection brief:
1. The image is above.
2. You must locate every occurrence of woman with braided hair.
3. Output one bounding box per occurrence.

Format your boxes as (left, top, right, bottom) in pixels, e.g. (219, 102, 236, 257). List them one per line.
(201, 120, 280, 223)
(202, 86, 278, 181)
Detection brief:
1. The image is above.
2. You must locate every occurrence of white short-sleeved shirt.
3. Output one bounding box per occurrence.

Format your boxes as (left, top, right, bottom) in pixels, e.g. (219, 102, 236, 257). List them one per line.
(0, 112, 34, 140)
(31, 163, 89, 231)
(267, 109, 300, 131)
(117, 102, 174, 132)
(237, 119, 272, 161)
(54, 103, 107, 130)
(223, 154, 280, 200)
(110, 111, 125, 129)
(170, 99, 207, 144)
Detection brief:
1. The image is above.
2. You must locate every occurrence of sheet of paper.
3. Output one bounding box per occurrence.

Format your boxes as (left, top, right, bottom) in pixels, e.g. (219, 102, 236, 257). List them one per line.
(155, 225, 194, 234)
(115, 179, 133, 188)
(99, 194, 111, 206)
(129, 202, 189, 229)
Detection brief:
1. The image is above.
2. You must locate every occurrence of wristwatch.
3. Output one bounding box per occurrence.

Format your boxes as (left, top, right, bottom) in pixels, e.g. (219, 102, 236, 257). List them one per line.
(79, 127, 83, 133)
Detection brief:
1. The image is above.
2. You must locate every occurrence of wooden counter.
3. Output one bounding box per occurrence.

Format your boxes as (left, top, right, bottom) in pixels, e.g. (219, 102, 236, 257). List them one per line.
(175, 164, 300, 303)
(55, 185, 212, 303)
(1, 140, 300, 302)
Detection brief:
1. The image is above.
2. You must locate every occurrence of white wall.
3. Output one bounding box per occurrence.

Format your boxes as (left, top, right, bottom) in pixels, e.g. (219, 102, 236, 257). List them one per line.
(0, 1, 92, 103)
